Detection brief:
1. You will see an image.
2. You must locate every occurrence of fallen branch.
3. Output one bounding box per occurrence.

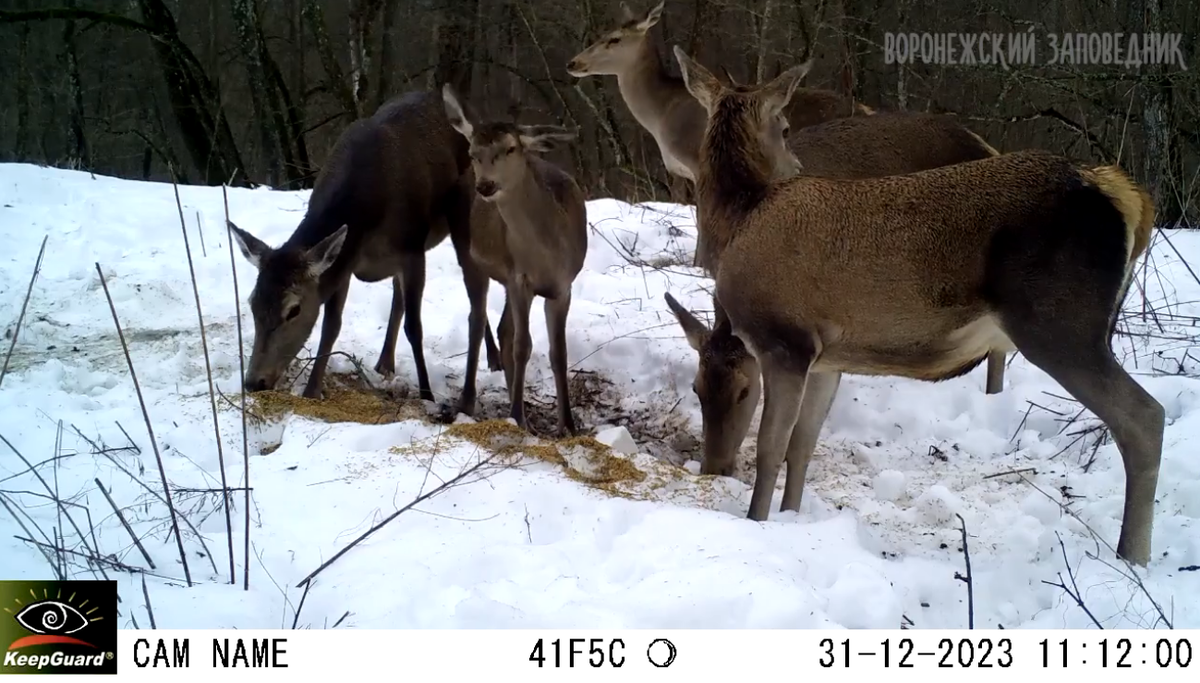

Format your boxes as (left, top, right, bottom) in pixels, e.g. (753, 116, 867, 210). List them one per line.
(0, 495, 61, 579)
(295, 450, 498, 588)
(95, 262, 193, 587)
(94, 478, 156, 570)
(171, 168, 234, 585)
(0, 234, 48, 389)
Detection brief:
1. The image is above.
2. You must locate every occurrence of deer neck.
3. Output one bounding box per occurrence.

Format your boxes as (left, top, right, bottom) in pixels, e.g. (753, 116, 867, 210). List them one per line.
(493, 165, 558, 242)
(694, 114, 773, 273)
(615, 39, 689, 140)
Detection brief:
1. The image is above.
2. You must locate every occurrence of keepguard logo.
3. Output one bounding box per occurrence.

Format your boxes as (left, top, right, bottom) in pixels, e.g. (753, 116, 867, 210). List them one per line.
(0, 580, 117, 675)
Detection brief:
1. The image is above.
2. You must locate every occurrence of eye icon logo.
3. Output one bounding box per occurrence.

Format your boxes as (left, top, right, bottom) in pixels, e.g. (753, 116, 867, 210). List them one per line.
(1, 581, 117, 674)
(5, 590, 101, 650)
(14, 600, 91, 643)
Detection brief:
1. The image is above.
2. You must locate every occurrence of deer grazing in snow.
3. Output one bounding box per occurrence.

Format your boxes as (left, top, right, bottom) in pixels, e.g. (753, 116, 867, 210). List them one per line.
(670, 45, 1162, 566)
(663, 113, 1010, 482)
(566, 0, 871, 185)
(230, 89, 499, 419)
(441, 85, 589, 436)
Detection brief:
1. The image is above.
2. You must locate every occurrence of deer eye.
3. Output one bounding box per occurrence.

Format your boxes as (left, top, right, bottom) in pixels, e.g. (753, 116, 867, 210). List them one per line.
(737, 387, 751, 403)
(505, 146, 517, 155)
(284, 306, 301, 322)
(606, 37, 621, 46)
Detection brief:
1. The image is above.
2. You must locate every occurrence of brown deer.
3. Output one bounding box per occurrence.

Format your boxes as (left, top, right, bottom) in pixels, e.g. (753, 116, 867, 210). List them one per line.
(440, 85, 589, 436)
(665, 112, 1010, 480)
(671, 45, 1162, 566)
(566, 0, 869, 184)
(230, 90, 499, 420)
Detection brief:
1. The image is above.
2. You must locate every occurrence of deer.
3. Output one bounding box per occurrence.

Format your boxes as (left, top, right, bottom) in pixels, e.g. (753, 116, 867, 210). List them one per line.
(669, 45, 1162, 567)
(440, 84, 589, 436)
(664, 113, 1011, 482)
(229, 89, 500, 421)
(566, 0, 870, 185)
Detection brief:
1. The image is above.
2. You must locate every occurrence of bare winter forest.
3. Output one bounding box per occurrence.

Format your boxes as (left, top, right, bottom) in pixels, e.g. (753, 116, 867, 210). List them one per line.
(0, 0, 1196, 225)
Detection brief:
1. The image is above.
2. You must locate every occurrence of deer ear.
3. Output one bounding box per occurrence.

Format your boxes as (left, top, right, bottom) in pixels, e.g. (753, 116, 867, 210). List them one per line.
(306, 224, 348, 279)
(229, 222, 271, 270)
(762, 58, 812, 116)
(441, 84, 474, 139)
(636, 0, 665, 31)
(663, 292, 711, 352)
(673, 45, 722, 114)
(520, 129, 577, 153)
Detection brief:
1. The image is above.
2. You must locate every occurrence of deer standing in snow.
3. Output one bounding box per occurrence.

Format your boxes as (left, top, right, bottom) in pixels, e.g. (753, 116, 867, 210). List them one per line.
(671, 45, 1161, 566)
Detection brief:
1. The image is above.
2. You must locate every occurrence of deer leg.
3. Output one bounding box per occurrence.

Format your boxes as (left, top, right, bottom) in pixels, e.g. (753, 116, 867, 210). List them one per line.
(1005, 327, 1163, 566)
(484, 318, 502, 372)
(302, 279, 350, 399)
(398, 251, 434, 402)
(747, 345, 816, 522)
(505, 282, 536, 431)
(374, 274, 404, 379)
(454, 260, 490, 418)
(544, 291, 577, 436)
(497, 296, 513, 394)
(780, 370, 841, 512)
(985, 350, 1006, 394)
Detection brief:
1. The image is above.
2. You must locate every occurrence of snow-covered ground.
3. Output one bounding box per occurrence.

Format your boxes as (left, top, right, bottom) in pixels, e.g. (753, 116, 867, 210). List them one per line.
(0, 163, 1197, 630)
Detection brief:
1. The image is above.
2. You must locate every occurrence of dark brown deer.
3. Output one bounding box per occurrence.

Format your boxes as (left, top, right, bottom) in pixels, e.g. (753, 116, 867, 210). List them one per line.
(441, 85, 589, 436)
(230, 90, 499, 420)
(672, 45, 1162, 566)
(566, 0, 869, 184)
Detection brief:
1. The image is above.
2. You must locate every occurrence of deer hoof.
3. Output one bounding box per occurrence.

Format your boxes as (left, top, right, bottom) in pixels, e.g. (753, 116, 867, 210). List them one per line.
(374, 360, 396, 379)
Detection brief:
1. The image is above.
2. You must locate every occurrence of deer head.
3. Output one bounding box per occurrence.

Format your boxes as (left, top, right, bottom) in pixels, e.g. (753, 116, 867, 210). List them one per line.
(229, 222, 348, 392)
(441, 84, 576, 202)
(664, 293, 761, 475)
(566, 0, 665, 77)
(673, 45, 811, 182)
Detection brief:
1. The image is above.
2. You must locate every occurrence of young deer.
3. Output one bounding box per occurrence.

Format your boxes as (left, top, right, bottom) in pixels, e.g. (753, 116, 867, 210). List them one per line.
(230, 90, 499, 418)
(566, 0, 869, 184)
(672, 46, 1162, 566)
(441, 85, 589, 436)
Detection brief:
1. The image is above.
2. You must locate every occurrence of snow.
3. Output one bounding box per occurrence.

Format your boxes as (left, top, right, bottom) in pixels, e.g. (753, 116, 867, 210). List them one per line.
(1, 163, 1198, 630)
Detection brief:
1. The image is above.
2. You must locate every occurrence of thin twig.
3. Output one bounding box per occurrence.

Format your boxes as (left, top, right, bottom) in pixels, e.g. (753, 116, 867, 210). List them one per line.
(0, 434, 109, 582)
(94, 478, 156, 569)
(171, 168, 234, 585)
(141, 574, 157, 629)
(0, 234, 48, 389)
(94, 262, 192, 587)
(1041, 532, 1104, 629)
(0, 495, 61, 579)
(195, 210, 207, 258)
(953, 513, 974, 629)
(295, 451, 498, 588)
(225, 186, 252, 592)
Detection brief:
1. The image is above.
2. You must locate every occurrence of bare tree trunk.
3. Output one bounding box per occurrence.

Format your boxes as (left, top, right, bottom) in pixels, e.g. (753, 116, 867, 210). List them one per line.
(1140, 0, 1180, 225)
(62, 0, 88, 168)
(754, 0, 777, 83)
(232, 0, 282, 185)
(14, 5, 31, 161)
(373, 0, 401, 109)
(303, 0, 359, 118)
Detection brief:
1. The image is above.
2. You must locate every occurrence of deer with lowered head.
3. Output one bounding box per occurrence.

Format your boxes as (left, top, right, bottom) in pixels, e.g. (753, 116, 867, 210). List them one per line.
(566, 0, 871, 184)
(663, 112, 1011, 483)
(670, 45, 1162, 566)
(440, 85, 589, 436)
(230, 89, 499, 418)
